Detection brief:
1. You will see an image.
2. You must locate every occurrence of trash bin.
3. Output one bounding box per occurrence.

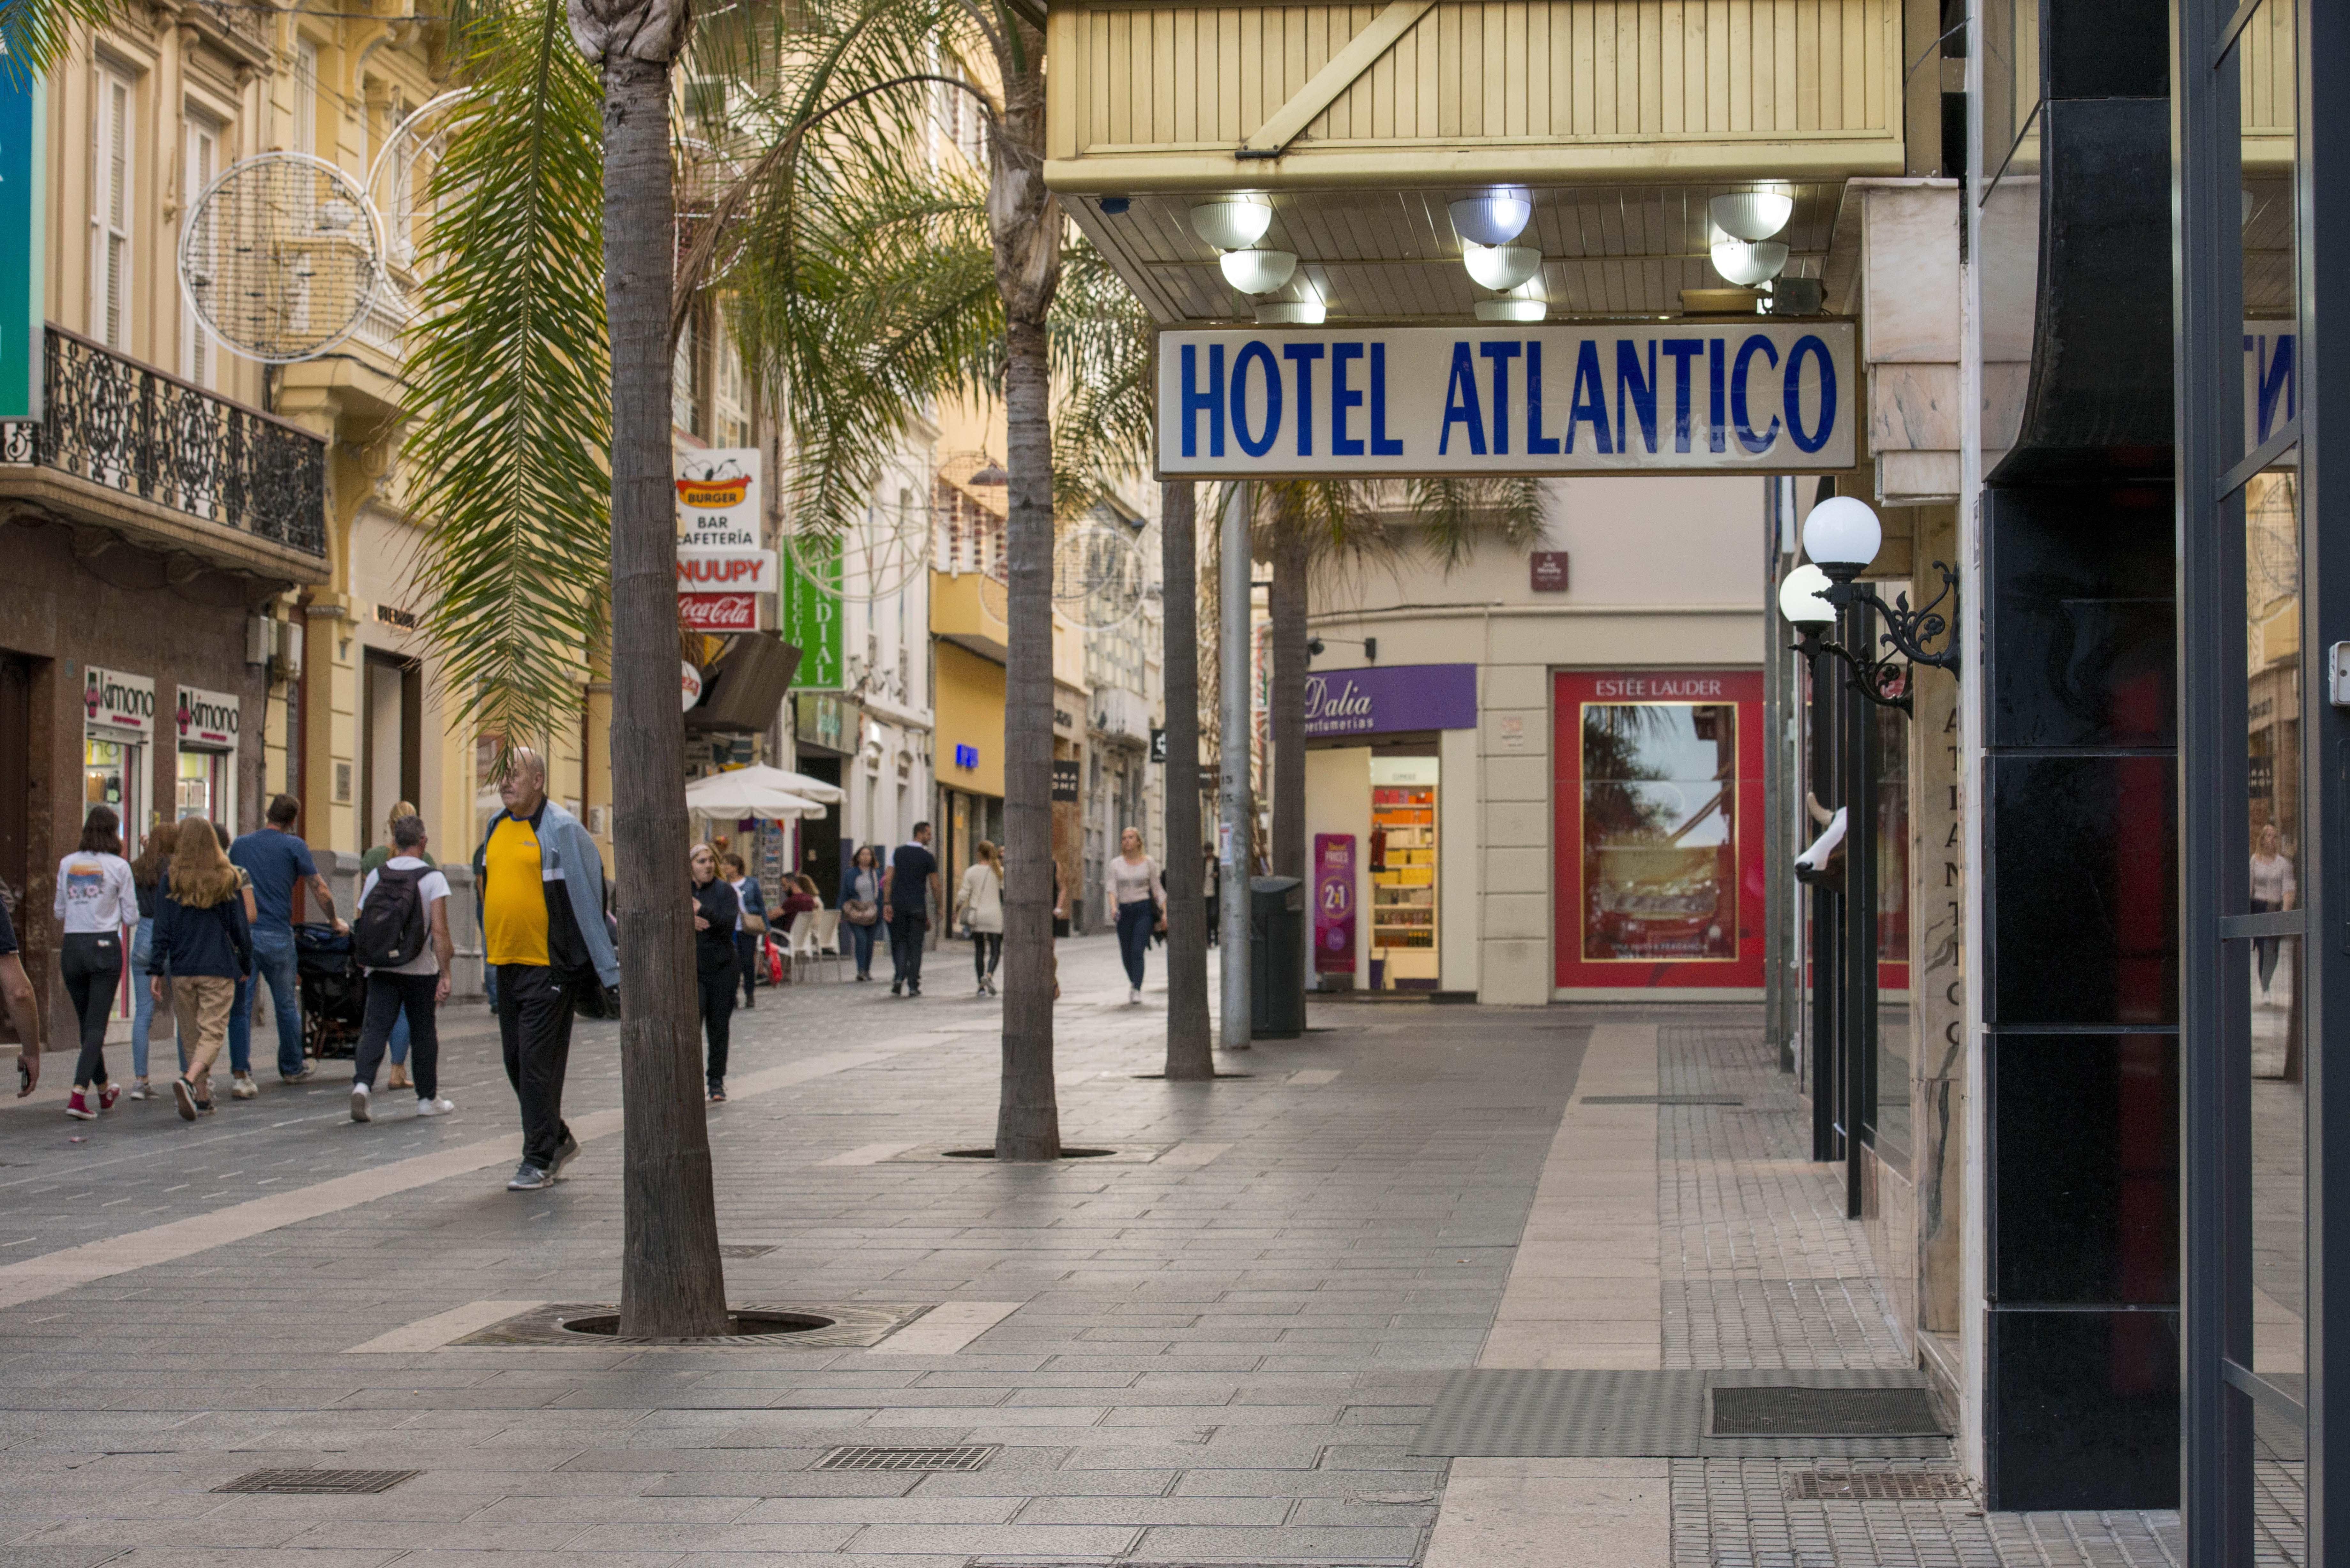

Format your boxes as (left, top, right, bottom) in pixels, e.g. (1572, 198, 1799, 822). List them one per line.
(1250, 875, 1306, 1039)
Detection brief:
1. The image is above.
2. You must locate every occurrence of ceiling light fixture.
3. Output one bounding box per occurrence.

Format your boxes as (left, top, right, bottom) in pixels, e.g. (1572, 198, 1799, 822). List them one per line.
(1255, 299, 1327, 325)
(1189, 197, 1273, 252)
(1710, 238, 1789, 288)
(1709, 191, 1794, 243)
(1449, 188, 1533, 247)
(1474, 299, 1546, 323)
(1463, 242, 1542, 293)
(1219, 248, 1299, 295)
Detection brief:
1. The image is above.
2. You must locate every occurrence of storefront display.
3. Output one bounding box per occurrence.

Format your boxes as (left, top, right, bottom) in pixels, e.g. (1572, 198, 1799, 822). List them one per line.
(1554, 669, 1763, 991)
(1369, 755, 1438, 989)
(173, 684, 240, 829)
(82, 666, 153, 852)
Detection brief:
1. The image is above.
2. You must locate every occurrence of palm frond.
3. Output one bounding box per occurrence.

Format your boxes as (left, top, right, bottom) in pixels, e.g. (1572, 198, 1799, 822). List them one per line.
(1049, 247, 1155, 516)
(402, 0, 612, 758)
(1403, 476, 1548, 569)
(0, 0, 118, 82)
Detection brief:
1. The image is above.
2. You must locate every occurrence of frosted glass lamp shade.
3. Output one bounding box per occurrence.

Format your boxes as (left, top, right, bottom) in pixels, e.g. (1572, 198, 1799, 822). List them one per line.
(1710, 239, 1789, 287)
(1449, 190, 1533, 246)
(1256, 299, 1327, 324)
(1219, 248, 1298, 294)
(1709, 191, 1794, 242)
(1189, 198, 1273, 251)
(1802, 496, 1883, 569)
(1778, 563, 1835, 626)
(1463, 242, 1542, 292)
(1474, 299, 1546, 322)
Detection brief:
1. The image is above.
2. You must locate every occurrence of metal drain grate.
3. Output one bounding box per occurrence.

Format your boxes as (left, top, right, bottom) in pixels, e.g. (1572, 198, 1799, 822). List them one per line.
(1712, 1386, 1947, 1438)
(213, 1468, 421, 1495)
(813, 1444, 999, 1473)
(1581, 1094, 1743, 1105)
(1785, 1470, 1974, 1500)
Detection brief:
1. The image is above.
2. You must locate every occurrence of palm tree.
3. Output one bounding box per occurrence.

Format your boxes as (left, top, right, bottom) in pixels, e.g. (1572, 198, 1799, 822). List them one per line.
(402, 0, 726, 1336)
(1157, 482, 1211, 1078)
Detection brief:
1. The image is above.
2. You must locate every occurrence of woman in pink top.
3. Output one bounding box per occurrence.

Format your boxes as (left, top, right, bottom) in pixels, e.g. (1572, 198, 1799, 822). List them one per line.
(1104, 827, 1167, 1006)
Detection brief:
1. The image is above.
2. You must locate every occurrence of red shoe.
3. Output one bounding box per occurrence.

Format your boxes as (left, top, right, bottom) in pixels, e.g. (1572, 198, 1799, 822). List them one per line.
(65, 1092, 95, 1121)
(97, 1084, 120, 1111)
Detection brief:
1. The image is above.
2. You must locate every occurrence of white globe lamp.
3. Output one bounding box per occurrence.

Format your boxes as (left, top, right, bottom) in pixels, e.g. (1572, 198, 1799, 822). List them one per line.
(1449, 189, 1533, 247)
(1463, 242, 1542, 292)
(1777, 562, 1836, 626)
(1219, 248, 1299, 295)
(1709, 191, 1794, 243)
(1802, 496, 1882, 579)
(1710, 238, 1789, 287)
(1190, 198, 1273, 251)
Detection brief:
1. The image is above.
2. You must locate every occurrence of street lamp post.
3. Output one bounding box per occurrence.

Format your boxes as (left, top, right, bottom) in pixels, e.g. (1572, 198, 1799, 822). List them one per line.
(1778, 498, 1961, 1219)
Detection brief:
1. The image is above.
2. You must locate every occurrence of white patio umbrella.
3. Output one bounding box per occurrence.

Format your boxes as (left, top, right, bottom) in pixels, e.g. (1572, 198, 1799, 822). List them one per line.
(683, 768, 828, 821)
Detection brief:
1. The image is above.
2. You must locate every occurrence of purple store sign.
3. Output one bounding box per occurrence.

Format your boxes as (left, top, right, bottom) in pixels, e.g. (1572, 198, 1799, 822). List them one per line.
(1303, 663, 1477, 739)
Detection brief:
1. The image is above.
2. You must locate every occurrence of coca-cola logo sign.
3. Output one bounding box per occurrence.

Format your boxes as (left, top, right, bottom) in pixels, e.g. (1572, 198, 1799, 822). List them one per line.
(679, 593, 759, 631)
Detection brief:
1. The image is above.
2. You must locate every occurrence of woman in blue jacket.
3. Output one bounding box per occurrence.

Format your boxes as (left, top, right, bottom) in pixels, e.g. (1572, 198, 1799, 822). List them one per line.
(148, 817, 252, 1119)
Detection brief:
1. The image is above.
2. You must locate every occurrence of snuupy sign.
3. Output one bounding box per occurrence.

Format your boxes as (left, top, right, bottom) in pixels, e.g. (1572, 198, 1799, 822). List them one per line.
(1156, 324, 1854, 476)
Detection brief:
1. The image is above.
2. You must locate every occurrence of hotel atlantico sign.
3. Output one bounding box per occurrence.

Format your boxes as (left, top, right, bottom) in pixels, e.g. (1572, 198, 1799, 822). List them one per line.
(1156, 323, 1855, 477)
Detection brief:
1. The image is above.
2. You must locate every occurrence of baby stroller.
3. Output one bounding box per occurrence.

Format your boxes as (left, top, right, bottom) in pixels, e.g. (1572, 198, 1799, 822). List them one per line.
(295, 925, 367, 1060)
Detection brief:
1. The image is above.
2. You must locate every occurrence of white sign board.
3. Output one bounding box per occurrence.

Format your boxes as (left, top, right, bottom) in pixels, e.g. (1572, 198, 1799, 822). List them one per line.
(1156, 324, 1856, 476)
(174, 685, 240, 750)
(677, 547, 778, 594)
(83, 666, 154, 738)
(675, 447, 762, 547)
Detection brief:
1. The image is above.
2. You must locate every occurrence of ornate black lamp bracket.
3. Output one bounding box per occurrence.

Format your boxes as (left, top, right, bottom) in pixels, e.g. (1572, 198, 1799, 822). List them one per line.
(1790, 629, 1914, 714)
(1841, 561, 1962, 675)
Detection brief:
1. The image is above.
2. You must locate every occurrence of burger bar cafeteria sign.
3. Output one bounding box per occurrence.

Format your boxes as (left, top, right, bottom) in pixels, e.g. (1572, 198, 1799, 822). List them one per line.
(676, 447, 774, 631)
(1156, 323, 1855, 476)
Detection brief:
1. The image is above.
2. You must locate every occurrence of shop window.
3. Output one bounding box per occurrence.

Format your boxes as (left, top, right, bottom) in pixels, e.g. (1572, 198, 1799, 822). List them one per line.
(1580, 701, 1739, 963)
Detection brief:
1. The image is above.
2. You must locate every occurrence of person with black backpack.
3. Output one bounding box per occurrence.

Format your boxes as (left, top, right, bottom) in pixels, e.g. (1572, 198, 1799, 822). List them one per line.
(348, 814, 455, 1123)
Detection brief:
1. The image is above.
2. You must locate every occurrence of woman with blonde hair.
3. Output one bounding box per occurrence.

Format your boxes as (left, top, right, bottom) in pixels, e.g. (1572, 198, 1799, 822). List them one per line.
(1105, 826, 1167, 1005)
(148, 817, 252, 1120)
(953, 841, 1006, 996)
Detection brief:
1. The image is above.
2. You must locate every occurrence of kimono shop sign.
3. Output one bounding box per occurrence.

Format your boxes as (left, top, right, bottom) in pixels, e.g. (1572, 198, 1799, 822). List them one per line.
(1156, 324, 1856, 476)
(1304, 664, 1476, 740)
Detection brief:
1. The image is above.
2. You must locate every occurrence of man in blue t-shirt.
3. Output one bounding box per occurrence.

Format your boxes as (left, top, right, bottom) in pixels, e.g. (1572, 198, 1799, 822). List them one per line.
(229, 794, 345, 1087)
(880, 822, 940, 997)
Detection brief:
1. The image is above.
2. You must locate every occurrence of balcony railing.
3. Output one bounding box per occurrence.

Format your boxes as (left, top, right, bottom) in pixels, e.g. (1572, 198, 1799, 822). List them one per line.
(0, 326, 327, 559)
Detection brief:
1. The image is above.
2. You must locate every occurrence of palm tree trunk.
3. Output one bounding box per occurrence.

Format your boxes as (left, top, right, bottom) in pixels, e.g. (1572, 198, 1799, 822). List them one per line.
(997, 315, 1059, 1159)
(988, 39, 1063, 1160)
(1160, 481, 1212, 1078)
(1270, 528, 1310, 890)
(602, 52, 728, 1335)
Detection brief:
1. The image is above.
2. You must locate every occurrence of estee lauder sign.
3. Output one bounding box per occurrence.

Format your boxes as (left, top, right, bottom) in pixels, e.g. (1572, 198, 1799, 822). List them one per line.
(1591, 675, 1729, 701)
(1157, 324, 1854, 477)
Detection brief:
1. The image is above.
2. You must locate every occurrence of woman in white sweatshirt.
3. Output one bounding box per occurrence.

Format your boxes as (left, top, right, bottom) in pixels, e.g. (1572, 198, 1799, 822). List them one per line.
(1104, 827, 1167, 1005)
(56, 805, 137, 1120)
(954, 841, 1006, 996)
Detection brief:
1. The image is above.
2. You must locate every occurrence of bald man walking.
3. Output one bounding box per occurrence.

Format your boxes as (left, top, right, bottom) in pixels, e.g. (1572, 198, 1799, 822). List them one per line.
(472, 748, 618, 1191)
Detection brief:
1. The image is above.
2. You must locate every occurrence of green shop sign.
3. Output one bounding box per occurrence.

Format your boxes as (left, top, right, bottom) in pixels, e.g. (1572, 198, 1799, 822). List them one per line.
(777, 537, 843, 690)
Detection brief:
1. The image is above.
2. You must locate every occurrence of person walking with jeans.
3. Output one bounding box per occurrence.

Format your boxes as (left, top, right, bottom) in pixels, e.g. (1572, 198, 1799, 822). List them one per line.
(349, 815, 456, 1123)
(473, 747, 618, 1192)
(724, 853, 766, 1008)
(691, 845, 739, 1101)
(57, 806, 135, 1119)
(148, 818, 251, 1120)
(840, 845, 882, 981)
(881, 822, 940, 998)
(230, 795, 344, 1086)
(124, 829, 172, 1099)
(1104, 827, 1166, 1006)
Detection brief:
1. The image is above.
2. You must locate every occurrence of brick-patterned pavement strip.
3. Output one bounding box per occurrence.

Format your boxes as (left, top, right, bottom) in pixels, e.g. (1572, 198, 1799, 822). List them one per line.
(0, 936, 1588, 1567)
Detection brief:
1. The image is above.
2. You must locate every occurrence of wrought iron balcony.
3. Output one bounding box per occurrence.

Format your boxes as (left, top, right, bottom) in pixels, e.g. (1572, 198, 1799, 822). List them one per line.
(0, 326, 327, 561)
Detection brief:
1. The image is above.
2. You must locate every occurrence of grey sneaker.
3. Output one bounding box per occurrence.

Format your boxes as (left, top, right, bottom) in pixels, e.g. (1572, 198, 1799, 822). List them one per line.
(282, 1066, 317, 1085)
(126, 1077, 152, 1101)
(349, 1083, 371, 1123)
(231, 1074, 259, 1100)
(506, 1162, 552, 1191)
(550, 1131, 581, 1175)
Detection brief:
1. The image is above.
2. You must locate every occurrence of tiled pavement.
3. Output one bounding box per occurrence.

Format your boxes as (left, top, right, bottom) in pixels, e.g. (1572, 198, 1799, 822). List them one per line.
(0, 939, 2209, 1565)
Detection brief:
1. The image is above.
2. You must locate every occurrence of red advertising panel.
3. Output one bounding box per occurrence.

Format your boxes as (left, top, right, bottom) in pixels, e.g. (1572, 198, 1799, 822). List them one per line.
(1554, 669, 1765, 991)
(679, 592, 759, 631)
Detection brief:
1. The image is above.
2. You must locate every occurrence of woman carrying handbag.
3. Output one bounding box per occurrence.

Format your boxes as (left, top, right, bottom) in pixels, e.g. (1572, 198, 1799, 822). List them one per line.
(953, 841, 1006, 996)
(839, 845, 882, 981)
(1104, 827, 1167, 1006)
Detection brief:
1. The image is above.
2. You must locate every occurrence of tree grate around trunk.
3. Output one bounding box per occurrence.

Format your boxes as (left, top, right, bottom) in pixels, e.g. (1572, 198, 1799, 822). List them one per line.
(451, 1301, 930, 1350)
(1782, 1469, 1975, 1500)
(813, 1445, 1001, 1473)
(213, 1468, 421, 1495)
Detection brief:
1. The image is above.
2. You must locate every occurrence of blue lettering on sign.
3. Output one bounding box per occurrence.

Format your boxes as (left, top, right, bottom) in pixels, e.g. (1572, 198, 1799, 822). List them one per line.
(1181, 344, 1224, 458)
(1331, 342, 1366, 456)
(2250, 331, 2297, 442)
(1439, 342, 1487, 456)
(1732, 334, 1781, 454)
(1783, 334, 1837, 455)
(1231, 340, 1282, 457)
(954, 744, 979, 770)
(1369, 344, 1404, 455)
(1480, 342, 1521, 456)
(1616, 339, 1658, 455)
(1526, 342, 1561, 455)
(1663, 340, 1703, 453)
(1565, 339, 1612, 454)
(1708, 339, 1728, 453)
(1284, 342, 1324, 455)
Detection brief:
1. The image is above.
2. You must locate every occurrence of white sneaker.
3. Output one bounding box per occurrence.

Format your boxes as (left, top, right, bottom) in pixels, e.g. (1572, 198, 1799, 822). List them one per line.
(1130, 986, 1142, 1005)
(349, 1082, 371, 1123)
(126, 1077, 152, 1101)
(416, 1097, 456, 1117)
(231, 1074, 259, 1100)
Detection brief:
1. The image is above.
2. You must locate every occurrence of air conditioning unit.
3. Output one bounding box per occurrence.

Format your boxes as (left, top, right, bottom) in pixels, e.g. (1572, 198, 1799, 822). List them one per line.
(246, 615, 302, 679)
